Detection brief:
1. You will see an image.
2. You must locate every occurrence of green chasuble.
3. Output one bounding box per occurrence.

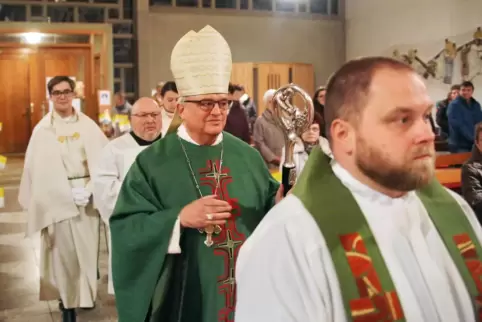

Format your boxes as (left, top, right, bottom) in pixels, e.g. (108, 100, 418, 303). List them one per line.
(110, 132, 279, 322)
(293, 147, 482, 321)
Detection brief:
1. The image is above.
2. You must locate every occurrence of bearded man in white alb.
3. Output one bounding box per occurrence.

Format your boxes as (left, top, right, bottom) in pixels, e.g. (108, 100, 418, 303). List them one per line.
(235, 57, 482, 322)
(19, 76, 108, 322)
(92, 96, 163, 295)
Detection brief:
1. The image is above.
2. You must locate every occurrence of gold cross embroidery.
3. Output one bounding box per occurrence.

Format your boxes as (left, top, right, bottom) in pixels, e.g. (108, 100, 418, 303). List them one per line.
(57, 132, 80, 143)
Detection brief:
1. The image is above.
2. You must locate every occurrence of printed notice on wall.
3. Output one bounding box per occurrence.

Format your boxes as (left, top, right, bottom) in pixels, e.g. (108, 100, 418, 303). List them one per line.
(99, 90, 111, 106)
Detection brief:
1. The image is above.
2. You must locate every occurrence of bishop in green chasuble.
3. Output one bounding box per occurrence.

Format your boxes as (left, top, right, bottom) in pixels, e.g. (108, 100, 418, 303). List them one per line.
(109, 25, 279, 322)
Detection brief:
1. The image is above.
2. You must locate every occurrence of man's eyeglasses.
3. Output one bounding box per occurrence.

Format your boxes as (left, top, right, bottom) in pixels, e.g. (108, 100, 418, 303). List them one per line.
(51, 90, 74, 97)
(184, 99, 231, 111)
(131, 112, 162, 118)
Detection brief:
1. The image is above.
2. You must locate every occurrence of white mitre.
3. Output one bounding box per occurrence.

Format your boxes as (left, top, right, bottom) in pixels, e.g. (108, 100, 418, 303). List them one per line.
(170, 25, 232, 97)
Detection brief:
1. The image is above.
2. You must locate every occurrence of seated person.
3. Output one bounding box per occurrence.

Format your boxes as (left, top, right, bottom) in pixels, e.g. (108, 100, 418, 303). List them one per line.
(447, 81, 482, 153)
(462, 121, 482, 224)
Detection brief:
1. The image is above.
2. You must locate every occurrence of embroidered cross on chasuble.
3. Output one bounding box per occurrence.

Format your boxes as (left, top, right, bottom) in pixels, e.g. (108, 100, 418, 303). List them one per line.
(292, 147, 482, 322)
(199, 160, 245, 318)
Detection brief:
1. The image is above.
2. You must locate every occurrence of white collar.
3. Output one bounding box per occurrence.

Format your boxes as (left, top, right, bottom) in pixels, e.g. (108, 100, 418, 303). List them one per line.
(162, 108, 174, 119)
(331, 160, 415, 204)
(177, 124, 223, 146)
(52, 109, 78, 124)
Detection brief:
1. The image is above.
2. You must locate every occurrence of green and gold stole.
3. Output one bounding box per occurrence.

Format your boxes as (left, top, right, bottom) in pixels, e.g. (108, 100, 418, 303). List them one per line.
(292, 147, 482, 321)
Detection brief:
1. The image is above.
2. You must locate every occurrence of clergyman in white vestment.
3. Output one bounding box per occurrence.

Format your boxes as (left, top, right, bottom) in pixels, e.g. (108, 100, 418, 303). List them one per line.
(18, 76, 108, 322)
(158, 81, 179, 137)
(92, 97, 163, 295)
(235, 57, 482, 322)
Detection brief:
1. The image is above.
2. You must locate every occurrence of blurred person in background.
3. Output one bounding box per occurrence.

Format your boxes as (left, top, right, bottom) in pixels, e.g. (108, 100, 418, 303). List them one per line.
(224, 83, 251, 143)
(313, 86, 326, 136)
(436, 84, 460, 138)
(111, 91, 133, 137)
(159, 81, 179, 137)
(447, 81, 482, 153)
(279, 112, 332, 177)
(253, 89, 285, 169)
(93, 97, 163, 296)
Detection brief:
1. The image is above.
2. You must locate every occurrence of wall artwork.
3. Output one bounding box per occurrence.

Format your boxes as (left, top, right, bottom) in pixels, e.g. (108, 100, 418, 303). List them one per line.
(392, 27, 482, 85)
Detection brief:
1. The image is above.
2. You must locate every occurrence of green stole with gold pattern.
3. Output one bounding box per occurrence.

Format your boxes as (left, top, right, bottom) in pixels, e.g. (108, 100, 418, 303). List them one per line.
(292, 146, 482, 321)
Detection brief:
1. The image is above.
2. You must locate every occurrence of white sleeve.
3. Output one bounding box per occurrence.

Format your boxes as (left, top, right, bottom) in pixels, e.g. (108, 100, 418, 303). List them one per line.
(167, 217, 182, 254)
(92, 145, 123, 225)
(18, 126, 38, 210)
(235, 196, 329, 322)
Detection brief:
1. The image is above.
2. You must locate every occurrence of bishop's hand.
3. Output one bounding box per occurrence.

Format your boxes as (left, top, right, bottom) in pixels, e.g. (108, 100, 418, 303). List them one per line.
(179, 195, 232, 229)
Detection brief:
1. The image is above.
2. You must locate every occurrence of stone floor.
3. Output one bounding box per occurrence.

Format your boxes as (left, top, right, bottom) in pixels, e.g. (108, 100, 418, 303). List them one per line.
(0, 157, 118, 321)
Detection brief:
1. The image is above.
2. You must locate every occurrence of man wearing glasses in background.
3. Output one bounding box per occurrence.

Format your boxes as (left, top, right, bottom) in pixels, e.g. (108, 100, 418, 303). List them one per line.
(109, 25, 282, 322)
(19, 76, 108, 322)
(92, 97, 163, 296)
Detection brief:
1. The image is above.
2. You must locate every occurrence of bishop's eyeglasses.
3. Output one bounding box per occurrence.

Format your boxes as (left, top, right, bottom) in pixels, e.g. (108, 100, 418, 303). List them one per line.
(183, 99, 231, 111)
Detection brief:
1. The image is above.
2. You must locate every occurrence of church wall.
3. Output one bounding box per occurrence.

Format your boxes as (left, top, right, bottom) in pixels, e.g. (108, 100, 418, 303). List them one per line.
(137, 7, 345, 96)
(345, 0, 482, 102)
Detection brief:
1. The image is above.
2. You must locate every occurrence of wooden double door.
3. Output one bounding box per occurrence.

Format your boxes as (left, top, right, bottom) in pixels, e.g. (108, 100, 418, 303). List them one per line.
(0, 46, 93, 154)
(231, 62, 315, 116)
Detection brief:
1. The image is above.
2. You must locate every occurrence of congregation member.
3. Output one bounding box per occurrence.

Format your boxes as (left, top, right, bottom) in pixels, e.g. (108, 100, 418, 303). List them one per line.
(232, 84, 257, 133)
(109, 25, 281, 322)
(111, 91, 133, 137)
(447, 81, 482, 153)
(159, 81, 179, 136)
(92, 97, 163, 295)
(279, 112, 331, 177)
(18, 76, 108, 322)
(253, 89, 285, 169)
(462, 121, 482, 225)
(236, 57, 482, 322)
(436, 84, 460, 138)
(313, 86, 326, 113)
(224, 83, 251, 143)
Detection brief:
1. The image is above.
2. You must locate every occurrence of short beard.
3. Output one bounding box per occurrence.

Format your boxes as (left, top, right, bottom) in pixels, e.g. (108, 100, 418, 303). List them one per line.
(355, 136, 434, 192)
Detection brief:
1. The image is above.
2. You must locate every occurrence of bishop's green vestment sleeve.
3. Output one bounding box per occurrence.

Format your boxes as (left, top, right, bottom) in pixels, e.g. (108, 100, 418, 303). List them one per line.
(110, 132, 279, 322)
(109, 152, 181, 322)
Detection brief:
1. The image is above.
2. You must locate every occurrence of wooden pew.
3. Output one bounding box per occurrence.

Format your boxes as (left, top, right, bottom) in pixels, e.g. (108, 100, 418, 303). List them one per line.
(435, 152, 471, 168)
(271, 168, 463, 189)
(435, 168, 462, 189)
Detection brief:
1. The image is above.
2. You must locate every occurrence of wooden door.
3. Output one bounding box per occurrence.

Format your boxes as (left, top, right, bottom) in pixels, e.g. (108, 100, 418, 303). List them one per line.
(256, 63, 290, 115)
(30, 47, 94, 126)
(94, 54, 101, 95)
(291, 64, 315, 111)
(231, 63, 254, 97)
(291, 64, 315, 97)
(0, 49, 32, 154)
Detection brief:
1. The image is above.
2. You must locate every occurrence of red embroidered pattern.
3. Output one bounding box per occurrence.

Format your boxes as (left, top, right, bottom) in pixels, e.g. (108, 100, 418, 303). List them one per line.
(340, 233, 404, 321)
(200, 160, 245, 322)
(453, 233, 482, 320)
